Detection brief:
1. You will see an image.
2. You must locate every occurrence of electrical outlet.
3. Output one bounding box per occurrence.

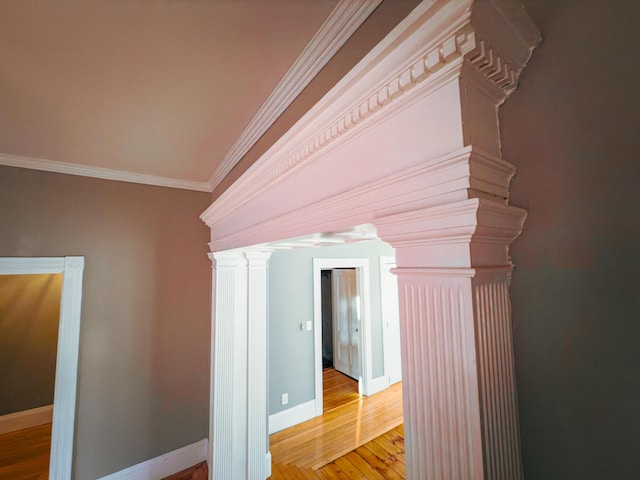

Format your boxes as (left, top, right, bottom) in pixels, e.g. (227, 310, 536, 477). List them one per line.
(281, 393, 289, 405)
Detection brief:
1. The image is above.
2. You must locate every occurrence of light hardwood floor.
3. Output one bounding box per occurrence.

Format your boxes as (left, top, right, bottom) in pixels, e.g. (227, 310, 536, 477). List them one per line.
(322, 368, 360, 413)
(0, 423, 51, 480)
(270, 372, 404, 478)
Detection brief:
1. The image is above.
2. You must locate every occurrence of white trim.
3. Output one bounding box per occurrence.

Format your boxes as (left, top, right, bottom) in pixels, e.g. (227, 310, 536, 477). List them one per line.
(268, 399, 316, 435)
(380, 255, 402, 386)
(0, 152, 210, 192)
(0, 405, 53, 435)
(207, 0, 382, 191)
(96, 438, 208, 480)
(0, 256, 84, 480)
(265, 452, 272, 479)
(312, 258, 372, 416)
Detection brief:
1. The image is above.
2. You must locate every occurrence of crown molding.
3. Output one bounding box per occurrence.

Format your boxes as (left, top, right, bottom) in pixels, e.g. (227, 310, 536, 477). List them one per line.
(0, 152, 211, 192)
(206, 0, 383, 191)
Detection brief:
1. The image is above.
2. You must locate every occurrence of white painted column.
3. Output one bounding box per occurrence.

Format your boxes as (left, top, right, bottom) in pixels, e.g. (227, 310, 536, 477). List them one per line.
(376, 198, 526, 480)
(208, 250, 271, 480)
(245, 252, 272, 479)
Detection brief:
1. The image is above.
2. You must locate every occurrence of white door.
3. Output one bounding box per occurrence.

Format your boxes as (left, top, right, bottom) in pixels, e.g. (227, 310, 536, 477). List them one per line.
(332, 268, 359, 380)
(380, 257, 402, 385)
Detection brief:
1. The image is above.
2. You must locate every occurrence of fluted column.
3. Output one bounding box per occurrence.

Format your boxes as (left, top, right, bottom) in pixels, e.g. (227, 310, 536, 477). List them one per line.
(376, 197, 526, 480)
(208, 250, 272, 480)
(245, 252, 272, 479)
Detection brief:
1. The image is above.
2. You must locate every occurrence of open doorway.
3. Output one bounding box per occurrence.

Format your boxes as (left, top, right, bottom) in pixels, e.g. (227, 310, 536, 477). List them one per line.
(319, 268, 360, 413)
(0, 257, 84, 480)
(0, 273, 62, 479)
(312, 257, 372, 417)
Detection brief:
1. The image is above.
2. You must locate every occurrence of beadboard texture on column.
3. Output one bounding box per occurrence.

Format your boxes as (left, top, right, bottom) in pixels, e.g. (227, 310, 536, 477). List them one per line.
(202, 1, 540, 478)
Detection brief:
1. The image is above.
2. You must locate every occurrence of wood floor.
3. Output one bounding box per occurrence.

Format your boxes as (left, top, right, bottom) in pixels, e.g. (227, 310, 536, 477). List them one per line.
(0, 423, 51, 480)
(0, 372, 401, 480)
(322, 368, 360, 413)
(270, 371, 404, 478)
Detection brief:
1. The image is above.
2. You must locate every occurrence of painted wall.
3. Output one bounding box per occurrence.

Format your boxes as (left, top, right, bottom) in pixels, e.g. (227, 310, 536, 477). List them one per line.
(0, 273, 62, 415)
(268, 239, 395, 415)
(502, 1, 640, 478)
(0, 166, 212, 480)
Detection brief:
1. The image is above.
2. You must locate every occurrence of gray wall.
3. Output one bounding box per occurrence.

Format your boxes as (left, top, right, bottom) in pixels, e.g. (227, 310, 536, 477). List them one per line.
(0, 166, 212, 480)
(0, 273, 61, 415)
(502, 1, 640, 478)
(268, 239, 394, 415)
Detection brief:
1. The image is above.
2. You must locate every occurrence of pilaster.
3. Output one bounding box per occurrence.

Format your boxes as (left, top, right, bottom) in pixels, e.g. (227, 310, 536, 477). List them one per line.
(208, 250, 272, 480)
(375, 196, 524, 480)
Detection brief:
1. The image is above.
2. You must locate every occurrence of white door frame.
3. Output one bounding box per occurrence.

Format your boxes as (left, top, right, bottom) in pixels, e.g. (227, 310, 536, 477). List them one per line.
(312, 258, 371, 416)
(0, 257, 85, 480)
(379, 255, 402, 385)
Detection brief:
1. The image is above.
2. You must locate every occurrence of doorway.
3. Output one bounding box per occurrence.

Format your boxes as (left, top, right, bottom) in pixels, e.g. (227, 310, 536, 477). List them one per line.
(312, 258, 371, 417)
(0, 273, 62, 479)
(0, 257, 84, 480)
(319, 268, 360, 413)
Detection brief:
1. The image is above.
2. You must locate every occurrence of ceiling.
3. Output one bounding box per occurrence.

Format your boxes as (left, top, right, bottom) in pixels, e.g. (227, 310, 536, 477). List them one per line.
(0, 0, 419, 193)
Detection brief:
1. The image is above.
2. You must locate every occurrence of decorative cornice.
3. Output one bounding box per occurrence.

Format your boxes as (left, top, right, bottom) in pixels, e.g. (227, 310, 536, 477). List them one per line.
(373, 197, 526, 268)
(202, 0, 541, 229)
(0, 152, 210, 192)
(463, 34, 522, 100)
(205, 146, 517, 252)
(202, 6, 480, 227)
(261, 25, 477, 188)
(206, 0, 383, 191)
(374, 198, 526, 248)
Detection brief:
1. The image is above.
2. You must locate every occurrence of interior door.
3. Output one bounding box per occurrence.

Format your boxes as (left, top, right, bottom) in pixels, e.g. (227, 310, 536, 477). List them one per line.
(332, 268, 359, 380)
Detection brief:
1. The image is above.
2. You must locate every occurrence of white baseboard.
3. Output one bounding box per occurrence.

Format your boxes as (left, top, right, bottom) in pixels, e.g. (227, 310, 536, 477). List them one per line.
(0, 404, 53, 435)
(366, 376, 390, 396)
(265, 451, 272, 478)
(97, 438, 208, 480)
(269, 399, 316, 434)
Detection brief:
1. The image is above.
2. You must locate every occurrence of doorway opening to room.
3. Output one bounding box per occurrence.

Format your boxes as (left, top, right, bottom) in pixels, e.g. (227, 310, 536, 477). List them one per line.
(0, 272, 62, 480)
(0, 257, 84, 480)
(268, 234, 405, 477)
(319, 267, 360, 413)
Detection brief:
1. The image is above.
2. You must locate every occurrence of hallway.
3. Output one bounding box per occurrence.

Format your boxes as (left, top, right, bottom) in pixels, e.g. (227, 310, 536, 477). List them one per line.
(270, 375, 404, 478)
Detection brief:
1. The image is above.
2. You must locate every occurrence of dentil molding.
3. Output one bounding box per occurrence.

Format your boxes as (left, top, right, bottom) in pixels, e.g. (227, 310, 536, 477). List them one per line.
(202, 0, 540, 229)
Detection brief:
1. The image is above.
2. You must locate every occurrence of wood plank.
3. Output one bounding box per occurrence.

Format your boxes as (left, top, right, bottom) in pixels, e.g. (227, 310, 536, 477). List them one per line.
(341, 452, 386, 480)
(352, 445, 404, 480)
(322, 369, 359, 413)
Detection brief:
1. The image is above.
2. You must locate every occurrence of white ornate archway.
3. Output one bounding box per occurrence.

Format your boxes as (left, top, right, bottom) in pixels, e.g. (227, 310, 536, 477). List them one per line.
(201, 1, 540, 478)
